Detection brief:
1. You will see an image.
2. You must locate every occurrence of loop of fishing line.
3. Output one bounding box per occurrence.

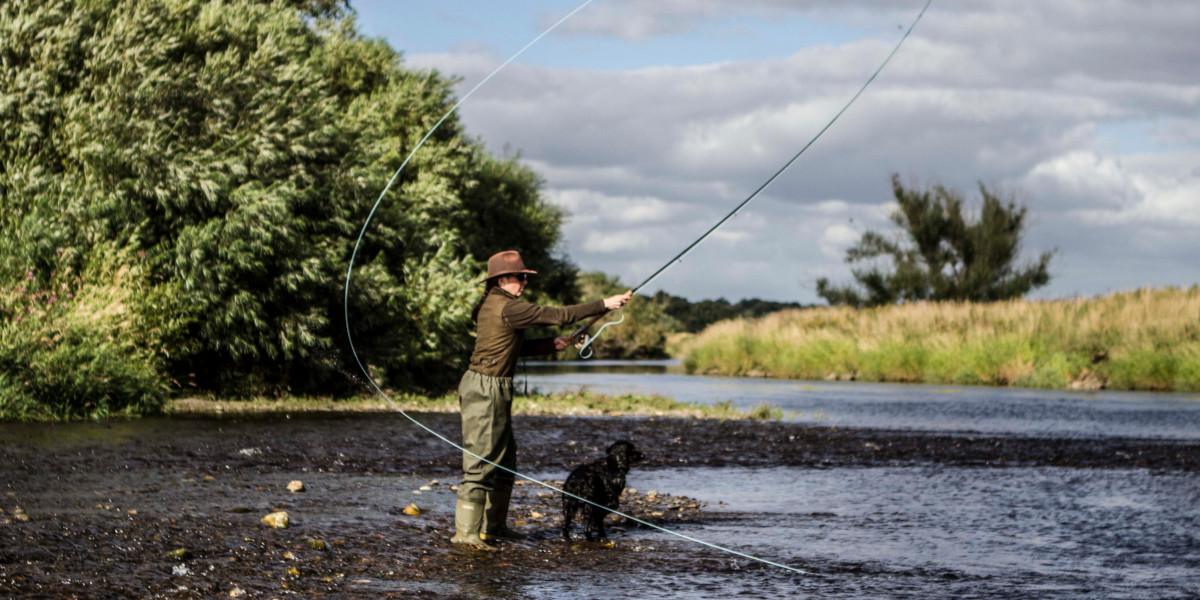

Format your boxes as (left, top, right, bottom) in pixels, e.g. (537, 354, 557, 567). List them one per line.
(344, 0, 932, 577)
(575, 0, 932, 359)
(575, 309, 624, 359)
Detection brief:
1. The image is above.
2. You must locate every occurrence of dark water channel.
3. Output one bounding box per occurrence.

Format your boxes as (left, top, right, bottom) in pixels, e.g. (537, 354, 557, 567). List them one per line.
(1, 363, 1197, 598)
(525, 359, 1200, 439)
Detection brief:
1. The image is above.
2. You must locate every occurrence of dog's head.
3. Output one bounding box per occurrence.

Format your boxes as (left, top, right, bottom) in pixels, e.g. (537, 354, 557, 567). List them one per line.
(605, 440, 644, 473)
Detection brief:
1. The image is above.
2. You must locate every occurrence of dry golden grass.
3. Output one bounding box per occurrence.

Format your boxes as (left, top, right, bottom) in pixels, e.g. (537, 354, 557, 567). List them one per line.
(681, 286, 1200, 392)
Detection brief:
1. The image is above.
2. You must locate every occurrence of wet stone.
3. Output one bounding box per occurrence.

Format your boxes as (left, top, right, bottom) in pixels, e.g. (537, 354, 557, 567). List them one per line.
(286, 480, 305, 493)
(261, 511, 289, 528)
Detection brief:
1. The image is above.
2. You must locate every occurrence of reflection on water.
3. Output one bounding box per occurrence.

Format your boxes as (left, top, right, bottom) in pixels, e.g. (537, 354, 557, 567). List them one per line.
(524, 360, 1200, 440)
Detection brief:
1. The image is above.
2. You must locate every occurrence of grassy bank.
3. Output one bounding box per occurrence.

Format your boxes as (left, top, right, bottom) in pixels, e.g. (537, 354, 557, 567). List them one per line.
(165, 391, 782, 421)
(681, 286, 1200, 392)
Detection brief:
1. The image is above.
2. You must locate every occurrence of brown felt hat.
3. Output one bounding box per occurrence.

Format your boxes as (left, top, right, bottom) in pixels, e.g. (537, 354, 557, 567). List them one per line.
(483, 250, 537, 282)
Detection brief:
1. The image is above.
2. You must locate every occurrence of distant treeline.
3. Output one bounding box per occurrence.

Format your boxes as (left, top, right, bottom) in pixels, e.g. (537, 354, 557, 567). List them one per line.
(652, 293, 809, 334)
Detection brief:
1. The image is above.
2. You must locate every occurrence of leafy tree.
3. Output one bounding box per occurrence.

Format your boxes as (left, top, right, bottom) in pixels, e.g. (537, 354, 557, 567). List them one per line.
(817, 174, 1053, 307)
(0, 0, 574, 414)
(457, 153, 579, 307)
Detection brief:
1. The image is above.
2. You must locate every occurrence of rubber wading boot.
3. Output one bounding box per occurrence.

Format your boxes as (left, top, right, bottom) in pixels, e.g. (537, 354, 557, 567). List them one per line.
(483, 480, 527, 541)
(450, 499, 496, 551)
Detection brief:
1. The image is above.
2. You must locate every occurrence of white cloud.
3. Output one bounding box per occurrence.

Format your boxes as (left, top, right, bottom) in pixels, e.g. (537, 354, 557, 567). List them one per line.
(820, 223, 860, 258)
(404, 1, 1200, 301)
(581, 230, 651, 254)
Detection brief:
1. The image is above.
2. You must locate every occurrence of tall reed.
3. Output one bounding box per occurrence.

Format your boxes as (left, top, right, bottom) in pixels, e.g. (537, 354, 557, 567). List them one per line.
(681, 287, 1200, 392)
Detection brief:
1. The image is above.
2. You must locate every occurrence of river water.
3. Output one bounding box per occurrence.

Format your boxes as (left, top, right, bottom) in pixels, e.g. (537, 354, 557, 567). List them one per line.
(517, 360, 1200, 599)
(2, 362, 1197, 599)
(523, 360, 1200, 439)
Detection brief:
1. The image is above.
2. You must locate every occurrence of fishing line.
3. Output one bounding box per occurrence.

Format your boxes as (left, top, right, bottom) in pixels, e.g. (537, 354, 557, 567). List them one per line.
(573, 0, 933, 360)
(342, 0, 808, 576)
(631, 0, 933, 297)
(345, 0, 930, 577)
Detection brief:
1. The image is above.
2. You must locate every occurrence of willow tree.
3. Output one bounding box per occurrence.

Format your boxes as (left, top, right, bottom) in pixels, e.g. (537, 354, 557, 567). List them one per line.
(0, 0, 572, 416)
(817, 174, 1053, 308)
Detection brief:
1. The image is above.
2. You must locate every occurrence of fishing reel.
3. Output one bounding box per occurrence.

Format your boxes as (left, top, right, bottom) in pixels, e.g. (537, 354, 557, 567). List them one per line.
(570, 310, 625, 360)
(571, 330, 591, 351)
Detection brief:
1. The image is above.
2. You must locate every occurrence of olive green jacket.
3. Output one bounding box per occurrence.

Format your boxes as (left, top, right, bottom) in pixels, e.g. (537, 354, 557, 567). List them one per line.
(468, 288, 606, 378)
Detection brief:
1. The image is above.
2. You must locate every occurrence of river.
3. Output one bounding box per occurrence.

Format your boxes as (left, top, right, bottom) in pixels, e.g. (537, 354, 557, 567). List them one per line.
(519, 360, 1200, 598)
(523, 359, 1200, 439)
(1, 362, 1197, 599)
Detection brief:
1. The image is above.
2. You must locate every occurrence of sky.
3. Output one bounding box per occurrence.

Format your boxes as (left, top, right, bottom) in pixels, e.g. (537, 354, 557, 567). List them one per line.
(351, 0, 1200, 303)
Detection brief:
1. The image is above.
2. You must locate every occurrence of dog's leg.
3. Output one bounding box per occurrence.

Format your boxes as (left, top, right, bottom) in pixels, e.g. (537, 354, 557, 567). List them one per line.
(562, 499, 574, 540)
(585, 505, 608, 541)
(596, 505, 608, 540)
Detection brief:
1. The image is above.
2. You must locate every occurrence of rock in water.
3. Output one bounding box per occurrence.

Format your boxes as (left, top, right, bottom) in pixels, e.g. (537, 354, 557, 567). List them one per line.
(166, 548, 190, 561)
(286, 480, 305, 493)
(305, 539, 327, 551)
(261, 511, 289, 528)
(402, 504, 421, 516)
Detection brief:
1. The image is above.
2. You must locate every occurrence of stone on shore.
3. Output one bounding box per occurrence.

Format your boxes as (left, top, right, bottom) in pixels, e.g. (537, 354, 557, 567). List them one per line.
(261, 511, 289, 528)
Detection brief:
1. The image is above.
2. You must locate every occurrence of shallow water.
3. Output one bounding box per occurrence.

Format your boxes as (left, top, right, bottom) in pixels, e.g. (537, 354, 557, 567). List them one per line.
(525, 360, 1200, 439)
(513, 465, 1199, 599)
(3, 364, 1199, 598)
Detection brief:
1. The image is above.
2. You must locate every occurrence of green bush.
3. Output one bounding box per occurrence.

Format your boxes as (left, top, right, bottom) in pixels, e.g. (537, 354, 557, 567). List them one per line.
(0, 0, 576, 414)
(0, 248, 190, 420)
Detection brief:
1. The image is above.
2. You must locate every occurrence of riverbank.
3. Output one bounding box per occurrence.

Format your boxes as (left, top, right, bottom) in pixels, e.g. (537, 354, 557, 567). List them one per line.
(165, 390, 782, 421)
(681, 286, 1200, 393)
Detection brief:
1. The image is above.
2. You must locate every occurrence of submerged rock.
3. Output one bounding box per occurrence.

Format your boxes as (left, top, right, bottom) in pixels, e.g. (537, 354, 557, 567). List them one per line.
(402, 504, 421, 516)
(286, 480, 305, 493)
(166, 548, 190, 561)
(261, 511, 289, 528)
(305, 539, 327, 551)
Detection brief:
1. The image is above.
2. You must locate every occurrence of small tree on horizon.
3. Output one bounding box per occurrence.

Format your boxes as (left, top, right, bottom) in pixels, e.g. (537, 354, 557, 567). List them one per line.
(816, 174, 1054, 307)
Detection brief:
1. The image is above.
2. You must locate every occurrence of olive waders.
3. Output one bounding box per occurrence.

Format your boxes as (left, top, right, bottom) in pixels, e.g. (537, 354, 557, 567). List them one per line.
(451, 250, 608, 549)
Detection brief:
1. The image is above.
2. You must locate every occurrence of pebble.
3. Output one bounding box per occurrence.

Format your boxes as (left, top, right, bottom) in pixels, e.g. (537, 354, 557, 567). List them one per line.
(261, 511, 289, 528)
(286, 480, 305, 493)
(166, 548, 190, 561)
(419, 485, 431, 491)
(306, 539, 328, 551)
(402, 504, 421, 516)
(229, 587, 246, 597)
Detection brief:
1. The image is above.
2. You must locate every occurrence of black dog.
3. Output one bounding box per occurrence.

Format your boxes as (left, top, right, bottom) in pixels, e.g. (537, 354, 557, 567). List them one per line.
(561, 440, 644, 541)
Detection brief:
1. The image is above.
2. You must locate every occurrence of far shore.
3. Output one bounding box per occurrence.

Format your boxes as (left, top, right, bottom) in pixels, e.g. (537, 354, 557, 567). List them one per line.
(679, 287, 1200, 394)
(164, 390, 783, 421)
